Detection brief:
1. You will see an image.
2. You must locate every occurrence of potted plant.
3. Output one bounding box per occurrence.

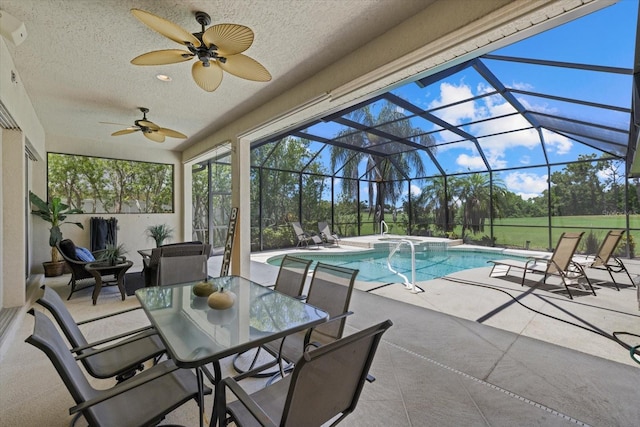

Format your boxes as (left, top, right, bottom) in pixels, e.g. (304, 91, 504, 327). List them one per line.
(97, 243, 127, 266)
(29, 191, 84, 276)
(146, 224, 174, 247)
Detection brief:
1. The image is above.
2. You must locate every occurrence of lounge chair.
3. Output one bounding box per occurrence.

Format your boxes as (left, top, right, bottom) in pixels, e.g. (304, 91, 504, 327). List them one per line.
(488, 232, 595, 299)
(318, 221, 340, 246)
(56, 239, 122, 300)
(580, 230, 636, 291)
(291, 221, 322, 248)
(221, 320, 392, 427)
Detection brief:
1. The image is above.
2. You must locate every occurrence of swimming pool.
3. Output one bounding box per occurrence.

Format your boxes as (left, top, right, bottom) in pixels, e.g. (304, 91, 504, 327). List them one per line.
(267, 248, 525, 284)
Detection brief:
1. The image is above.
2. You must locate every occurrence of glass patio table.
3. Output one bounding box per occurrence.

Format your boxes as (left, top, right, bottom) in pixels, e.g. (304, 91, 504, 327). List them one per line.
(136, 275, 328, 426)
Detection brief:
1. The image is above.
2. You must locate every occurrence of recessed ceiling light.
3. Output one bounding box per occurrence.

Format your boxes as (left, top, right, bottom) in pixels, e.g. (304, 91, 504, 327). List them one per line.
(156, 74, 171, 82)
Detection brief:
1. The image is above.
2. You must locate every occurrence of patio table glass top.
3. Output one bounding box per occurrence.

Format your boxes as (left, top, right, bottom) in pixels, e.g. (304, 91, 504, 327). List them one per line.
(136, 275, 328, 367)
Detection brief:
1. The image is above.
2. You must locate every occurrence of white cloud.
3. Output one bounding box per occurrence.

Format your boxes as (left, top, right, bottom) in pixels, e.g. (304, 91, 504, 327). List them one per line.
(504, 171, 547, 198)
(456, 154, 486, 170)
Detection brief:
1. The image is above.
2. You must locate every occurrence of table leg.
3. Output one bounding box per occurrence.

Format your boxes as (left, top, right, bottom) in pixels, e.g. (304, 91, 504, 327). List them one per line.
(197, 368, 205, 427)
(207, 362, 222, 427)
(91, 274, 103, 305)
(116, 268, 127, 301)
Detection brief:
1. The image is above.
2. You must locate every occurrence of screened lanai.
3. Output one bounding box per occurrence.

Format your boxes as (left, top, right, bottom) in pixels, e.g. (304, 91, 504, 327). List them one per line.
(194, 1, 640, 255)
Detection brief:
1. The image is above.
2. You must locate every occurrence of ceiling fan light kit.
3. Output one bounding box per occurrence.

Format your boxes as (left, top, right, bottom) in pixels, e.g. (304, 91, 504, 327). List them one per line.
(130, 8, 271, 92)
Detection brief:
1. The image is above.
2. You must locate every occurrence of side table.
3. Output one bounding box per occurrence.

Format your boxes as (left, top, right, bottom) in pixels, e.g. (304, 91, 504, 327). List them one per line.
(85, 260, 133, 305)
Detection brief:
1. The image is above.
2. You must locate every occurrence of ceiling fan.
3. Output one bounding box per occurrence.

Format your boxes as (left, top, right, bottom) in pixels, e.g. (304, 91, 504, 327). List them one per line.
(130, 8, 272, 92)
(109, 108, 187, 143)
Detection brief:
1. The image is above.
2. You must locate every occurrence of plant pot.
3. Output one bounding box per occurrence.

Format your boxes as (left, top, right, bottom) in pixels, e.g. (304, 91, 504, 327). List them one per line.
(43, 261, 66, 277)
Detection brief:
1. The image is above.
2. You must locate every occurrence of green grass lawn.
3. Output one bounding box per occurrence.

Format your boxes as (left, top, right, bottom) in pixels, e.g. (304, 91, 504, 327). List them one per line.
(348, 214, 639, 254)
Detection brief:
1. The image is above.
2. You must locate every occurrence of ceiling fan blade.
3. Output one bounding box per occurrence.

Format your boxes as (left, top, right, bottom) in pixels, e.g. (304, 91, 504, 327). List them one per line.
(112, 129, 139, 136)
(100, 121, 131, 126)
(202, 24, 254, 55)
(192, 61, 224, 92)
(138, 120, 160, 131)
(159, 128, 188, 139)
(144, 131, 165, 143)
(131, 49, 194, 65)
(131, 9, 201, 47)
(219, 54, 272, 82)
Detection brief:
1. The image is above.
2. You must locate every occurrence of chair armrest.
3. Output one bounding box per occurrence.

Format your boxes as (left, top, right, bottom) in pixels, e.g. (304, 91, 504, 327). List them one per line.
(72, 326, 156, 354)
(75, 306, 143, 325)
(301, 311, 353, 348)
(69, 361, 180, 414)
(222, 377, 278, 427)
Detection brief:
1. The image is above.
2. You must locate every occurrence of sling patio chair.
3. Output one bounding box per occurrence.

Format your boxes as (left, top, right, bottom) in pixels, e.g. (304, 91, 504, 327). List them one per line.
(36, 285, 165, 382)
(141, 241, 211, 286)
(488, 232, 596, 300)
(232, 255, 313, 377)
(318, 221, 340, 246)
(158, 253, 209, 286)
(291, 222, 323, 248)
(220, 320, 392, 427)
(259, 263, 358, 382)
(26, 309, 209, 427)
(579, 229, 636, 291)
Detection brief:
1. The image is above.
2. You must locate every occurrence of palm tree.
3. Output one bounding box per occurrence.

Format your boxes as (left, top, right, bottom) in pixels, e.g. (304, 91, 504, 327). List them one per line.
(330, 102, 433, 232)
(419, 176, 461, 234)
(457, 173, 506, 236)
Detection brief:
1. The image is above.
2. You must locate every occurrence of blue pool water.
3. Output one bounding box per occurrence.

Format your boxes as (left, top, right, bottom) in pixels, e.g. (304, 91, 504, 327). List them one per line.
(267, 248, 525, 284)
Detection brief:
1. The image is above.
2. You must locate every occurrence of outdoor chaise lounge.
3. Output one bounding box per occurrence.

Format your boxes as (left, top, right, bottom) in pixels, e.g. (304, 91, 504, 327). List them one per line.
(291, 221, 322, 248)
(579, 229, 636, 291)
(318, 221, 340, 246)
(488, 232, 595, 299)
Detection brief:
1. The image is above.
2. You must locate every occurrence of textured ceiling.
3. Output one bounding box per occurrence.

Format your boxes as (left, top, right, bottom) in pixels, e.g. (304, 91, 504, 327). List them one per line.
(0, 0, 433, 151)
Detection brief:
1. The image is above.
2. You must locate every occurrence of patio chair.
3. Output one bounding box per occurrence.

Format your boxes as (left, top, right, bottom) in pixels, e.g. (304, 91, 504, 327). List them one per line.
(56, 239, 122, 300)
(158, 253, 209, 286)
(36, 285, 165, 382)
(143, 241, 211, 286)
(262, 262, 358, 381)
(488, 232, 595, 299)
(25, 309, 209, 427)
(318, 221, 340, 246)
(291, 222, 322, 248)
(232, 255, 313, 376)
(581, 230, 636, 291)
(220, 319, 392, 427)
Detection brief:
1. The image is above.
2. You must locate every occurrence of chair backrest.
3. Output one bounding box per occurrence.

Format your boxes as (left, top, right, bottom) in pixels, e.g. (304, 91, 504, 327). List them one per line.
(57, 239, 79, 261)
(274, 255, 312, 298)
(306, 263, 358, 341)
(148, 242, 211, 268)
(318, 221, 331, 236)
(547, 232, 584, 274)
(36, 285, 89, 349)
(291, 222, 306, 240)
(281, 320, 392, 426)
(158, 254, 208, 286)
(25, 309, 98, 406)
(593, 230, 625, 267)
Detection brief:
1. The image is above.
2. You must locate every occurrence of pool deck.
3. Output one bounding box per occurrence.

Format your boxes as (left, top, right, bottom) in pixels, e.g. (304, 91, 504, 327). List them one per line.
(249, 236, 640, 366)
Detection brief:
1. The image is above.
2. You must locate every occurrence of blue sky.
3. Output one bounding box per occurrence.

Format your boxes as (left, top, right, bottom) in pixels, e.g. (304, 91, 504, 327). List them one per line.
(300, 1, 638, 205)
(390, 0, 639, 201)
